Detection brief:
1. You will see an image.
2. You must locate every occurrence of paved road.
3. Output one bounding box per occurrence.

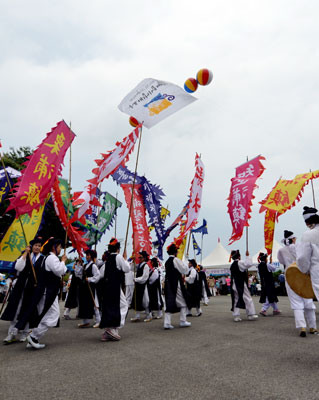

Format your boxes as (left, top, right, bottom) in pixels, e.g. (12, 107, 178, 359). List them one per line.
(1, 296, 319, 400)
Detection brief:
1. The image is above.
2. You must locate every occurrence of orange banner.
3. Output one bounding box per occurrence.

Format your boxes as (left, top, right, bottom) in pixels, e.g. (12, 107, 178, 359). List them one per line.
(260, 171, 319, 254)
(260, 171, 319, 217)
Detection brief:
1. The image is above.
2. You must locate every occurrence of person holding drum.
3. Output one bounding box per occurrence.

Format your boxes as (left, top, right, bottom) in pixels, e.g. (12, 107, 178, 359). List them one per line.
(278, 230, 317, 337)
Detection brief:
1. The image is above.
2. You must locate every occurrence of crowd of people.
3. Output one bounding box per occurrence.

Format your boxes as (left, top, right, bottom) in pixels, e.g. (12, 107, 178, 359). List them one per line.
(1, 205, 319, 348)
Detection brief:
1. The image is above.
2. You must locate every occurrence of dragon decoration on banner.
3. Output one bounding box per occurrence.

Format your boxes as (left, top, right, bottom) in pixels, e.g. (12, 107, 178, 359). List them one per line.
(260, 170, 319, 254)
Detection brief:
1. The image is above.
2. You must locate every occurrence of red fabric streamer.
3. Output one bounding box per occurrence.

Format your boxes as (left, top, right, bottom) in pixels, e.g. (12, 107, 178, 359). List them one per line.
(227, 155, 265, 244)
(121, 184, 152, 263)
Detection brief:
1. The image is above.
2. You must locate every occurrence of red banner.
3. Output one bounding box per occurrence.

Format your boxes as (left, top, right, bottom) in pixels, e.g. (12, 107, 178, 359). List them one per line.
(8, 120, 75, 217)
(227, 155, 265, 244)
(174, 154, 205, 247)
(121, 184, 152, 262)
(51, 179, 88, 256)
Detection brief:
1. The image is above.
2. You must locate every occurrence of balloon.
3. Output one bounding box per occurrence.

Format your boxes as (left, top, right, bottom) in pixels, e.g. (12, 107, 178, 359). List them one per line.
(184, 78, 198, 93)
(129, 116, 139, 127)
(196, 68, 213, 86)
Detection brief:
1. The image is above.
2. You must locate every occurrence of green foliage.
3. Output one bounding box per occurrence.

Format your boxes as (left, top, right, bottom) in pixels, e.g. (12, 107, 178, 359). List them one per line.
(2, 146, 32, 170)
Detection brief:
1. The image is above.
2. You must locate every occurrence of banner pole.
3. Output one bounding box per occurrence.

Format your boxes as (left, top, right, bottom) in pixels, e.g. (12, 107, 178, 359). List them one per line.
(123, 125, 143, 255)
(114, 191, 118, 238)
(200, 232, 204, 265)
(310, 169, 317, 209)
(64, 122, 73, 255)
(0, 150, 37, 285)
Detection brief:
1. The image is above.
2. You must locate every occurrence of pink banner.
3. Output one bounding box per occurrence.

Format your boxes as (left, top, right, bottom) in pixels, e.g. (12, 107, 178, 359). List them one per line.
(174, 154, 204, 247)
(8, 120, 75, 217)
(121, 184, 152, 263)
(227, 155, 265, 244)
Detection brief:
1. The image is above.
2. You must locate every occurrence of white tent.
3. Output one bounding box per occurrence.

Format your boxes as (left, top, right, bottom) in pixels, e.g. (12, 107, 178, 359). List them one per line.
(202, 240, 231, 274)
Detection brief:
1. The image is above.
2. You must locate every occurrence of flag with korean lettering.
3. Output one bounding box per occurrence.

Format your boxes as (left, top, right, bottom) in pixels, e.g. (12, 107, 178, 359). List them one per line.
(259, 170, 319, 254)
(121, 184, 152, 263)
(7, 120, 75, 217)
(118, 78, 197, 129)
(0, 206, 45, 261)
(228, 155, 265, 244)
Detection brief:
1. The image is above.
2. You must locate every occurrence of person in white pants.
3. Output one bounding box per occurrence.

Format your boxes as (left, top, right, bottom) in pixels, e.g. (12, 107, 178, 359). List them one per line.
(278, 230, 317, 337)
(230, 250, 258, 322)
(27, 238, 67, 349)
(163, 244, 191, 329)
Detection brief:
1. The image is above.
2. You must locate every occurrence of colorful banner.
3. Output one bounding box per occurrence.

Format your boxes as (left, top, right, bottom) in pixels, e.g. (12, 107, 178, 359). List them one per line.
(7, 120, 75, 217)
(191, 218, 208, 235)
(112, 164, 166, 258)
(176, 222, 187, 260)
(121, 184, 152, 263)
(51, 179, 88, 256)
(192, 233, 201, 256)
(85, 191, 122, 246)
(0, 206, 45, 261)
(264, 210, 276, 255)
(227, 155, 265, 244)
(0, 175, 13, 205)
(149, 207, 170, 232)
(260, 170, 319, 254)
(260, 171, 319, 216)
(174, 154, 205, 246)
(118, 78, 197, 129)
(89, 125, 141, 187)
(58, 178, 73, 213)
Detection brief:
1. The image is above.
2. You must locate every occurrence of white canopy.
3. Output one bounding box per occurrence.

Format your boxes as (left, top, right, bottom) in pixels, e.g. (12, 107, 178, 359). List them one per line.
(202, 240, 230, 269)
(252, 239, 282, 264)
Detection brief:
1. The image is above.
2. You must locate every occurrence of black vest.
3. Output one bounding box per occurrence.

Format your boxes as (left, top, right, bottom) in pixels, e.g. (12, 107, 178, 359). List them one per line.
(100, 254, 124, 328)
(230, 260, 248, 311)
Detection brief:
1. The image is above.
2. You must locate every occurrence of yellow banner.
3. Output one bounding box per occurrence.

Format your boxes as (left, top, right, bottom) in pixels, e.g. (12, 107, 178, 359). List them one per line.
(0, 206, 45, 261)
(177, 236, 187, 260)
(260, 171, 319, 216)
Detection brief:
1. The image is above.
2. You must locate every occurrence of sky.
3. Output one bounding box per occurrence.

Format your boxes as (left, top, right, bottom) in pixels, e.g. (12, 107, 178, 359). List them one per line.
(1, 0, 319, 260)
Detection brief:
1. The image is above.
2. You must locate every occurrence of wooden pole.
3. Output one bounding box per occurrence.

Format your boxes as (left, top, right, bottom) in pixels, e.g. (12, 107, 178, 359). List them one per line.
(186, 232, 191, 258)
(123, 126, 143, 255)
(114, 191, 118, 238)
(0, 152, 37, 285)
(200, 233, 204, 265)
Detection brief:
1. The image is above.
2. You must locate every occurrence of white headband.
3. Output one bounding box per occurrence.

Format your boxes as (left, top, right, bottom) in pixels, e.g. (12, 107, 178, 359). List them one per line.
(303, 212, 318, 221)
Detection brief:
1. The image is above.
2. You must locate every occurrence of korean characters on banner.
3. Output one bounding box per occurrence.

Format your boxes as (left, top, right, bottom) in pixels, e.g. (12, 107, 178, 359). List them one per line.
(121, 184, 152, 262)
(7, 121, 75, 217)
(228, 156, 265, 244)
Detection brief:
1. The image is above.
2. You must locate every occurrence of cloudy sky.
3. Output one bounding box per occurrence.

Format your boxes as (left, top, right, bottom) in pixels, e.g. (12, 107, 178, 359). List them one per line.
(1, 1, 319, 259)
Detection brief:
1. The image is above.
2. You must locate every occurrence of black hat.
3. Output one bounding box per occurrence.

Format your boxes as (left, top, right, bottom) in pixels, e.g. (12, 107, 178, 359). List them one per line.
(167, 243, 178, 255)
(258, 252, 268, 262)
(281, 230, 295, 244)
(303, 206, 319, 224)
(139, 251, 149, 261)
(188, 259, 197, 268)
(230, 250, 240, 260)
(29, 236, 43, 247)
(42, 238, 63, 255)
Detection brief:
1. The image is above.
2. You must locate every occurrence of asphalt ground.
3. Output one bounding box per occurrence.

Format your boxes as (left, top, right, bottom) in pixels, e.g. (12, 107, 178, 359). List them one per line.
(1, 296, 319, 400)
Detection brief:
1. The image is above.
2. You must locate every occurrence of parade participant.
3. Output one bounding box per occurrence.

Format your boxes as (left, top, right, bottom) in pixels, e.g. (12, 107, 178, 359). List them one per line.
(77, 249, 100, 328)
(125, 258, 135, 308)
(63, 258, 83, 320)
(2, 237, 44, 344)
(185, 259, 202, 317)
(297, 206, 319, 302)
(99, 238, 130, 341)
(130, 251, 152, 323)
(258, 253, 281, 316)
(198, 266, 211, 305)
(277, 230, 316, 337)
(147, 258, 164, 319)
(25, 238, 67, 349)
(230, 250, 258, 322)
(163, 243, 191, 329)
